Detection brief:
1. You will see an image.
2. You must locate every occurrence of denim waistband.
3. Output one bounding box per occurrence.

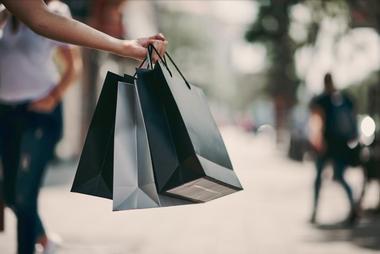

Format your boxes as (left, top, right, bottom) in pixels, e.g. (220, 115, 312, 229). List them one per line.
(0, 101, 30, 111)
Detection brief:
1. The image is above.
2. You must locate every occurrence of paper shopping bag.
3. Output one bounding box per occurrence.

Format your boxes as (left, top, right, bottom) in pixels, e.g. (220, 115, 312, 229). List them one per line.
(135, 46, 243, 203)
(71, 72, 125, 199)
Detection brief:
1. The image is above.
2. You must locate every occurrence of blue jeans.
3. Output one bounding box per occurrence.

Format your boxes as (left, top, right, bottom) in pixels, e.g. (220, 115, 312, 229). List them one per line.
(0, 103, 62, 254)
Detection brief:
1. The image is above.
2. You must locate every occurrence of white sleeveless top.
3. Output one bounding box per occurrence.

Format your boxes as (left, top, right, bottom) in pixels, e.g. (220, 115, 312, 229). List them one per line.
(0, 1, 71, 103)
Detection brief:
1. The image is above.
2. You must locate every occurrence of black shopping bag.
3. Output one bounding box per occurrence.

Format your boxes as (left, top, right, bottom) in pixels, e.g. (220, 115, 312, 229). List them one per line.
(135, 46, 243, 203)
(71, 72, 132, 199)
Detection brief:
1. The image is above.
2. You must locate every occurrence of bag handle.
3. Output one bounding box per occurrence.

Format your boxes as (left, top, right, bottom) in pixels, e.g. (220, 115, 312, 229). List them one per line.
(149, 44, 191, 90)
(133, 57, 148, 78)
(134, 44, 191, 90)
(133, 44, 171, 78)
(164, 51, 191, 90)
(147, 44, 172, 77)
(132, 44, 159, 77)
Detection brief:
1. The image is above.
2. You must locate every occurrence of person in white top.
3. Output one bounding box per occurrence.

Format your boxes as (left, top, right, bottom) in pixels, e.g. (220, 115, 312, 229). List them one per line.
(0, 1, 167, 253)
(0, 1, 169, 253)
(0, 1, 79, 254)
(0, 1, 76, 104)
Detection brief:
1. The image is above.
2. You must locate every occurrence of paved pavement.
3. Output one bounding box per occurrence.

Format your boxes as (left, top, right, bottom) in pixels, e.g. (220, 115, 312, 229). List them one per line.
(1, 127, 380, 254)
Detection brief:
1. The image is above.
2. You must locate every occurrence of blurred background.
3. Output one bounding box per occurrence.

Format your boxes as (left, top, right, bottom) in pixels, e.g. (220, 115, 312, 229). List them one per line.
(1, 0, 380, 253)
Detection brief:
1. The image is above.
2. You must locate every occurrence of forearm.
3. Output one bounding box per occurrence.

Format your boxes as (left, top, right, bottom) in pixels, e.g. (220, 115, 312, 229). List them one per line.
(50, 66, 75, 101)
(309, 115, 323, 139)
(3, 0, 167, 60)
(2, 0, 130, 57)
(50, 48, 81, 101)
(32, 11, 126, 55)
(309, 109, 325, 152)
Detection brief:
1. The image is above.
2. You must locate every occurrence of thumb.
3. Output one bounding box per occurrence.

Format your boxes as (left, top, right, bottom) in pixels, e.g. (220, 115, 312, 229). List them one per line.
(150, 33, 166, 41)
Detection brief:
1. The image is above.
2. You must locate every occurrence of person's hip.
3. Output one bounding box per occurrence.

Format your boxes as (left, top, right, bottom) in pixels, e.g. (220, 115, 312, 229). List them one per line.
(0, 101, 63, 141)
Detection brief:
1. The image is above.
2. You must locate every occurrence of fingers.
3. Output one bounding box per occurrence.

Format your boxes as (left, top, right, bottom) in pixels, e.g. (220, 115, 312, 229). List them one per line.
(150, 33, 166, 41)
(27, 97, 56, 113)
(136, 34, 168, 63)
(147, 39, 167, 63)
(29, 103, 46, 113)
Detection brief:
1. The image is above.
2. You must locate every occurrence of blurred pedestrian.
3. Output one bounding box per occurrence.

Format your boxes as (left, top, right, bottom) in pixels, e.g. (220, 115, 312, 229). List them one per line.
(0, 1, 80, 253)
(309, 73, 358, 225)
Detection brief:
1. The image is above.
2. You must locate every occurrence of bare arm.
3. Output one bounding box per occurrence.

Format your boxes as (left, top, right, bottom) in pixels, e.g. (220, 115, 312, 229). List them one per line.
(51, 46, 81, 102)
(309, 107, 325, 154)
(29, 46, 81, 112)
(1, 0, 167, 60)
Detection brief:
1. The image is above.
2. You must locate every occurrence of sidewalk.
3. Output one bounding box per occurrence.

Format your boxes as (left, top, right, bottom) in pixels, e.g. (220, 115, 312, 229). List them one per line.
(1, 127, 379, 254)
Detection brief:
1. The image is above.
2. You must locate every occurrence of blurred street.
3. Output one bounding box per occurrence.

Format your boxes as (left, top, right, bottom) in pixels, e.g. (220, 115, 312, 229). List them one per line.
(1, 127, 379, 254)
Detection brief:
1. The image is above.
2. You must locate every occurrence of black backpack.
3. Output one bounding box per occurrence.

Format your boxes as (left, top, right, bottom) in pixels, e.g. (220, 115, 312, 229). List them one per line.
(327, 94, 358, 142)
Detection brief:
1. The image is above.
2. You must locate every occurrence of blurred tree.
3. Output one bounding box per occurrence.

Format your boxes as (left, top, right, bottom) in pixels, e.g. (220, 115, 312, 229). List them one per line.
(245, 0, 304, 142)
(348, 0, 380, 30)
(347, 0, 380, 116)
(245, 0, 377, 142)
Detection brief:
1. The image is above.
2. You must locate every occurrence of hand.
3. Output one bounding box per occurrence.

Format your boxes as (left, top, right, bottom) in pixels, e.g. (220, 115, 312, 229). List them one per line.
(120, 33, 168, 62)
(29, 94, 58, 113)
(311, 136, 326, 154)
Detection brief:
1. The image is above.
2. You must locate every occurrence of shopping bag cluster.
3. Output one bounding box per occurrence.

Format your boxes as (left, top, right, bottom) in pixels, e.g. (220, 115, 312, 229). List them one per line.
(71, 45, 243, 211)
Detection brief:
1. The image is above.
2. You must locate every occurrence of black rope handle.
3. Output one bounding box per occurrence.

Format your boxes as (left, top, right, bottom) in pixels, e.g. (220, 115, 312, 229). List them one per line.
(164, 51, 191, 90)
(147, 44, 173, 77)
(147, 44, 153, 69)
(134, 44, 192, 90)
(148, 44, 191, 90)
(132, 44, 160, 78)
(133, 57, 148, 78)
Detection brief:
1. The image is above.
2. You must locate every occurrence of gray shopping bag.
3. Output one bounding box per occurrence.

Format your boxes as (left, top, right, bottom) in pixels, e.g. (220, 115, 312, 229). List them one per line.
(112, 81, 160, 210)
(113, 80, 191, 210)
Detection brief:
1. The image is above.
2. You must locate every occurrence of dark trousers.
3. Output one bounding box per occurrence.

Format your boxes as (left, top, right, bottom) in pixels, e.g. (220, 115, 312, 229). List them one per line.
(313, 154, 355, 214)
(0, 103, 62, 254)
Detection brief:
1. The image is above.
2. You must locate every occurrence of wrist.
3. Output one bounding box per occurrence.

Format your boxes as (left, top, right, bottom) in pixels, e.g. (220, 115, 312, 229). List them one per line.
(49, 89, 61, 104)
(112, 38, 130, 57)
(114, 39, 146, 60)
(109, 37, 123, 55)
